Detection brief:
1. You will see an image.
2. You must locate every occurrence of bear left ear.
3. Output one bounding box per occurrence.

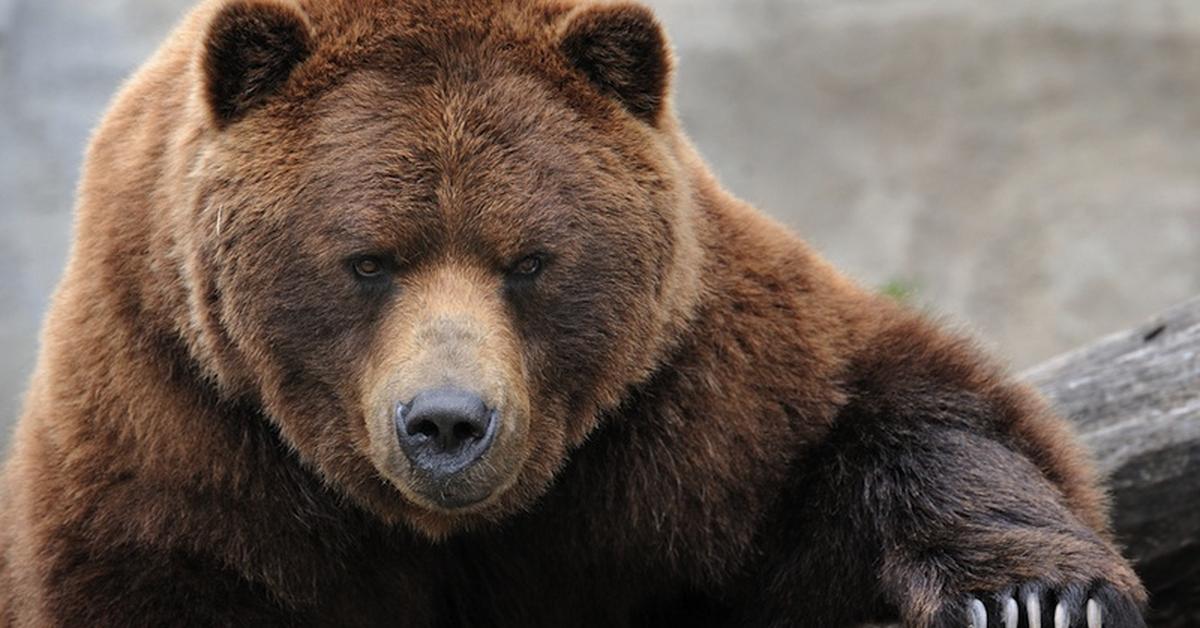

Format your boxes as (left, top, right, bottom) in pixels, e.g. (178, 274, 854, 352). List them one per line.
(202, 0, 313, 127)
(560, 3, 672, 125)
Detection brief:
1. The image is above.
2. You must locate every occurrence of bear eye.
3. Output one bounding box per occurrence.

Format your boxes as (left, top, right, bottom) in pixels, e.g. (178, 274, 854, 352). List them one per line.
(352, 256, 386, 279)
(510, 254, 544, 278)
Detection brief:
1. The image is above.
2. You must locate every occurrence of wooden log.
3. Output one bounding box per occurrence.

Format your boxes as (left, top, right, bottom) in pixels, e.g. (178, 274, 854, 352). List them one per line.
(867, 298, 1200, 628)
(1023, 296, 1200, 626)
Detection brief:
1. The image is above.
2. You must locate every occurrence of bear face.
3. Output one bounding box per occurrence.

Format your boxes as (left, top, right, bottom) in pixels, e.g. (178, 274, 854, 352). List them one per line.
(180, 0, 701, 536)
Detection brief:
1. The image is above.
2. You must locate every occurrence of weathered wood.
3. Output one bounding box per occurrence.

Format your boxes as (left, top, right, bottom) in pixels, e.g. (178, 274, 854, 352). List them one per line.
(1023, 296, 1200, 626)
(868, 298, 1200, 628)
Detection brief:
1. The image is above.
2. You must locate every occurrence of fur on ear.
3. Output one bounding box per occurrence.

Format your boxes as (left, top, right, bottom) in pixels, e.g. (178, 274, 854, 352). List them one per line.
(560, 3, 672, 124)
(202, 0, 312, 127)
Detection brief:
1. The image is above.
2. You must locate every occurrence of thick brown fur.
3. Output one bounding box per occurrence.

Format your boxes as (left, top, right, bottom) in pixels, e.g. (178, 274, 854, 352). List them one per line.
(0, 1, 1146, 626)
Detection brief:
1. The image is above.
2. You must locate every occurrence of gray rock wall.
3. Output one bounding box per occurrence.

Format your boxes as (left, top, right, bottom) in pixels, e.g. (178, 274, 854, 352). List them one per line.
(1, 0, 1198, 438)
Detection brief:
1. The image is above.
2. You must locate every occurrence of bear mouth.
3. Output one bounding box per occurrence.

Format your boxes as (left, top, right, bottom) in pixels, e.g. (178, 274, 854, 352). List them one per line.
(407, 463, 505, 511)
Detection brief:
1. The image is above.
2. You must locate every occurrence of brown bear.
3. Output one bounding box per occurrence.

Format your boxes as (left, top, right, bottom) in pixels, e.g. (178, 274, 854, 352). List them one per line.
(0, 0, 1147, 626)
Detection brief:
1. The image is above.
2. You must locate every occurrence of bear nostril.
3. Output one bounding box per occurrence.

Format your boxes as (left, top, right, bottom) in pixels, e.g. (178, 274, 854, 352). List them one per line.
(453, 420, 481, 442)
(410, 419, 441, 440)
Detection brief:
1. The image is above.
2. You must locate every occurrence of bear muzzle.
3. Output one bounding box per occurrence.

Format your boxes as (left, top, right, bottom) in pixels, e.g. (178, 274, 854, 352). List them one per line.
(362, 267, 534, 514)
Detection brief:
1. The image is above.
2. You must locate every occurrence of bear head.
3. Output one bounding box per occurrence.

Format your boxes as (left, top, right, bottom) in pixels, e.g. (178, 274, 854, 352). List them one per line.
(177, 0, 702, 537)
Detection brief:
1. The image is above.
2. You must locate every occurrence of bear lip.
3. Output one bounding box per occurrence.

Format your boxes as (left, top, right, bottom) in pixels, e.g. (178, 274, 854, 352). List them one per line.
(413, 482, 496, 510)
(402, 435, 535, 519)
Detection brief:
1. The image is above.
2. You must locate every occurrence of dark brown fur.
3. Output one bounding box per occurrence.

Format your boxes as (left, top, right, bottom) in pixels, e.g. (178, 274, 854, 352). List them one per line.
(0, 1, 1146, 626)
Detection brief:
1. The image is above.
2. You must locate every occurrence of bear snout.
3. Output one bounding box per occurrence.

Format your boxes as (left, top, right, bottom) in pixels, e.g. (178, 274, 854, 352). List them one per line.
(394, 387, 499, 483)
(359, 264, 538, 517)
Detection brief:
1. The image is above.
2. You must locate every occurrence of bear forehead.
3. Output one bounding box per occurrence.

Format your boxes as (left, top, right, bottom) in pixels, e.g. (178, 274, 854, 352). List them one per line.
(214, 68, 654, 261)
(201, 0, 670, 246)
(291, 76, 598, 251)
(258, 0, 630, 141)
(306, 74, 591, 197)
(234, 0, 592, 110)
(291, 0, 574, 53)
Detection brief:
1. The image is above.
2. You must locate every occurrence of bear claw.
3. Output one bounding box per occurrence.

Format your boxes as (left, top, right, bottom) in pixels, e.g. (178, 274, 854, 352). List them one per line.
(1004, 597, 1019, 628)
(1026, 591, 1041, 628)
(1087, 599, 1102, 628)
(961, 582, 1140, 628)
(968, 598, 987, 628)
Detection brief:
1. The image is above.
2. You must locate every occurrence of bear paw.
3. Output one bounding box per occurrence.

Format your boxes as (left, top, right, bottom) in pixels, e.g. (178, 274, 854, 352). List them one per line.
(959, 582, 1144, 628)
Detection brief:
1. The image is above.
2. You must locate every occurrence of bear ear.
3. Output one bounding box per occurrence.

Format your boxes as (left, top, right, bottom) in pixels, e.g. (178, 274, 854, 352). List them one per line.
(202, 0, 313, 127)
(560, 3, 672, 124)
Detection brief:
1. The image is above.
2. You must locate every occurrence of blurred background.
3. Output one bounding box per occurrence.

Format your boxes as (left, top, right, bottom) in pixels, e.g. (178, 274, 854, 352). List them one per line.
(1, 0, 1198, 441)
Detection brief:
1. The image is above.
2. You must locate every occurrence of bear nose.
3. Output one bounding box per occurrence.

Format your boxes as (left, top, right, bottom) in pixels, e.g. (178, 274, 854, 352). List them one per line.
(395, 388, 497, 476)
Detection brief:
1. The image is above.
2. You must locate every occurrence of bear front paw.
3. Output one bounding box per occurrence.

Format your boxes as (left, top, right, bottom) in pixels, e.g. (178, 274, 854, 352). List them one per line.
(957, 581, 1144, 628)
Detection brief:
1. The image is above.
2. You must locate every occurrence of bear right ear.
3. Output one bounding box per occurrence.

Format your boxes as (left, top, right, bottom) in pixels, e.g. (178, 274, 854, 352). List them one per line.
(560, 3, 672, 125)
(202, 0, 313, 127)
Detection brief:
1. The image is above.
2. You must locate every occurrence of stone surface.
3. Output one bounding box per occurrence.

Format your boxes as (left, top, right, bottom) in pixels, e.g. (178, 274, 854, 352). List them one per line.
(652, 0, 1200, 368)
(1, 0, 1199, 438)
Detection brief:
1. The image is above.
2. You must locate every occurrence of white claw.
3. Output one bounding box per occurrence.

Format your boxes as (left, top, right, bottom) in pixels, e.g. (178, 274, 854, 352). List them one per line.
(968, 598, 987, 628)
(1026, 592, 1042, 628)
(1004, 597, 1019, 628)
(1054, 602, 1069, 628)
(1087, 598, 1103, 628)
